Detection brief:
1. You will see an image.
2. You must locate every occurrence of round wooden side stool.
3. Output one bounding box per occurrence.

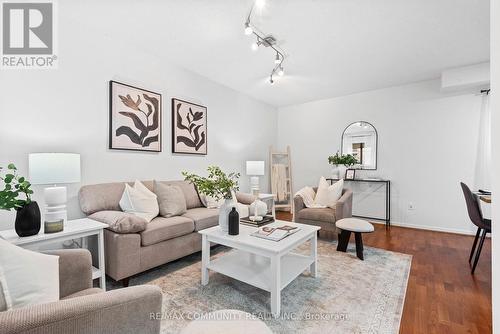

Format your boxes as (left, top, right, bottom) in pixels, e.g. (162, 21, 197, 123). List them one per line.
(335, 218, 374, 260)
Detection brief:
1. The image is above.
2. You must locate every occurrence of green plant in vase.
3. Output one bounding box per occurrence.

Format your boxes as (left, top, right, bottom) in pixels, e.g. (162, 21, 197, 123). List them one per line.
(182, 166, 240, 232)
(182, 166, 239, 200)
(0, 163, 40, 237)
(328, 152, 358, 179)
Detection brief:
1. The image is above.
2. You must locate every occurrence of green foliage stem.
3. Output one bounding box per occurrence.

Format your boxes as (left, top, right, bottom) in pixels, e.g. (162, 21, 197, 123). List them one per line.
(328, 151, 358, 167)
(182, 166, 240, 201)
(0, 163, 33, 211)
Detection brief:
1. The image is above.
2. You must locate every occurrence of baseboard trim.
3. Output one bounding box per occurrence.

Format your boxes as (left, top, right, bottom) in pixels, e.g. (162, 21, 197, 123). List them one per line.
(370, 220, 482, 236)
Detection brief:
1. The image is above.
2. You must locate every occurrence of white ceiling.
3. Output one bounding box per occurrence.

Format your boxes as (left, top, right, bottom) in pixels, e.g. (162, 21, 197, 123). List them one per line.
(69, 0, 490, 107)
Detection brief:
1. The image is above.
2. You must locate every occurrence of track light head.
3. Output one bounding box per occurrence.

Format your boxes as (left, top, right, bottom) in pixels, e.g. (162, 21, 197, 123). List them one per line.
(255, 0, 266, 9)
(244, 22, 253, 35)
(278, 66, 284, 76)
(251, 41, 259, 51)
(269, 76, 274, 85)
(274, 52, 281, 64)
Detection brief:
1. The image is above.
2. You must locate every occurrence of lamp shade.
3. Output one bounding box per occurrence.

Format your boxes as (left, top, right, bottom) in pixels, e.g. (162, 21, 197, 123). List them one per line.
(29, 153, 81, 185)
(246, 161, 265, 176)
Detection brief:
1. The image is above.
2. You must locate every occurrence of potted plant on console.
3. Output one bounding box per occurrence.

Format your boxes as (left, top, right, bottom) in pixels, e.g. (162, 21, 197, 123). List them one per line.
(182, 166, 240, 232)
(0, 163, 40, 237)
(328, 152, 358, 179)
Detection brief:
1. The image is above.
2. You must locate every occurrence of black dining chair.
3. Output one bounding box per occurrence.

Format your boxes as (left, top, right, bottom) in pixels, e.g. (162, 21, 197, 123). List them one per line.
(460, 182, 491, 274)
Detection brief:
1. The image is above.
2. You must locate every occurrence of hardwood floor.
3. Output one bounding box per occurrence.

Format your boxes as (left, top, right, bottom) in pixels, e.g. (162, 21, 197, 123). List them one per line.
(276, 212, 492, 334)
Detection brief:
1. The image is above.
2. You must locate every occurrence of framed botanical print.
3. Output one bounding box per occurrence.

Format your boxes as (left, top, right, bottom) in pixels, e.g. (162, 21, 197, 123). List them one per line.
(172, 98, 207, 155)
(109, 80, 162, 152)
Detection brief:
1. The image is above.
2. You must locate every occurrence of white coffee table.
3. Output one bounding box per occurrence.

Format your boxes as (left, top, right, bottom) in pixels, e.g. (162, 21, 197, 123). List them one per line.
(199, 221, 320, 316)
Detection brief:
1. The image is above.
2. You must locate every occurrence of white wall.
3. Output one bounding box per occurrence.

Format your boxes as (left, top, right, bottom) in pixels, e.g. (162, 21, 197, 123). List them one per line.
(0, 16, 277, 230)
(277, 79, 483, 234)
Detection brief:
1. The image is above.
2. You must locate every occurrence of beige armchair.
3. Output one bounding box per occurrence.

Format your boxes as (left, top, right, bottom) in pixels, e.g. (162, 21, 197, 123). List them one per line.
(294, 188, 353, 235)
(0, 249, 162, 334)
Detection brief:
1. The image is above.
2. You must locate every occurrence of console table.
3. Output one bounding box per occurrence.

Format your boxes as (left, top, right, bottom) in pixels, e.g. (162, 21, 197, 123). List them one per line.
(327, 178, 391, 227)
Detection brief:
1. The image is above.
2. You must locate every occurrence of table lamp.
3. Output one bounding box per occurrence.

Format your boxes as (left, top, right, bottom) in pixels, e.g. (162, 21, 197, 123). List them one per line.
(246, 161, 265, 196)
(29, 153, 81, 233)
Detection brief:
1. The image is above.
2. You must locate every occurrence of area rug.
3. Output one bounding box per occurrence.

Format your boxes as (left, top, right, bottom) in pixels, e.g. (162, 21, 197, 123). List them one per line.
(108, 240, 411, 334)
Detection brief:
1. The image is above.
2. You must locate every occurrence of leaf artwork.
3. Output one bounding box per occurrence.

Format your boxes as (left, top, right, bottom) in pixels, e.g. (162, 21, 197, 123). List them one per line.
(116, 93, 159, 147)
(176, 103, 206, 151)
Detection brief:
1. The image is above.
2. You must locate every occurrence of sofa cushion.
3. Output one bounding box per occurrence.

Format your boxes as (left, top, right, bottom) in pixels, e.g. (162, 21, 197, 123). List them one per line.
(156, 181, 202, 209)
(89, 211, 147, 234)
(297, 207, 337, 224)
(119, 182, 159, 223)
(154, 181, 187, 217)
(140, 216, 194, 246)
(182, 208, 219, 231)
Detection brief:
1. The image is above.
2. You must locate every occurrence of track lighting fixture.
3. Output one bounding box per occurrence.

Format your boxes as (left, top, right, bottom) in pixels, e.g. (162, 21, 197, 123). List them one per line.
(274, 52, 280, 64)
(255, 0, 266, 9)
(244, 22, 253, 35)
(244, 1, 287, 85)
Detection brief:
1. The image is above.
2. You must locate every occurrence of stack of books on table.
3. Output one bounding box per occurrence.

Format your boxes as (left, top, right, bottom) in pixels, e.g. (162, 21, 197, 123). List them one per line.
(251, 225, 300, 242)
(240, 215, 274, 227)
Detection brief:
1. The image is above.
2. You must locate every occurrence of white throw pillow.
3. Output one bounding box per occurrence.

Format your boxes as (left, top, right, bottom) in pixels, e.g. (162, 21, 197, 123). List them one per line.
(314, 177, 344, 208)
(0, 240, 59, 310)
(119, 181, 159, 222)
(200, 194, 225, 209)
(295, 186, 316, 208)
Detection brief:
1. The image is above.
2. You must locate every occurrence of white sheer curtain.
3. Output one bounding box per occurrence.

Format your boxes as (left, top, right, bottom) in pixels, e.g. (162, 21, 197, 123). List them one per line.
(474, 92, 492, 190)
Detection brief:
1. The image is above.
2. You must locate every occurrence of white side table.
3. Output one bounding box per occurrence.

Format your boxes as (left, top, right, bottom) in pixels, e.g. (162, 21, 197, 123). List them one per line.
(258, 193, 276, 217)
(0, 218, 107, 290)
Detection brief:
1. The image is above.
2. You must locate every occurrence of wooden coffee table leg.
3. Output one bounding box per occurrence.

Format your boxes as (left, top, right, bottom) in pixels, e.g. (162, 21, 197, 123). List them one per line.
(337, 230, 351, 252)
(355, 232, 364, 260)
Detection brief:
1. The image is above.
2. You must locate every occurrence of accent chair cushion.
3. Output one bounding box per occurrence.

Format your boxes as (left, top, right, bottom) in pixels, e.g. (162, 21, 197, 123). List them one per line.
(182, 208, 219, 231)
(89, 211, 147, 233)
(154, 181, 187, 217)
(297, 207, 337, 224)
(295, 186, 317, 208)
(119, 181, 159, 222)
(235, 192, 256, 205)
(140, 216, 195, 246)
(0, 240, 59, 310)
(314, 177, 344, 208)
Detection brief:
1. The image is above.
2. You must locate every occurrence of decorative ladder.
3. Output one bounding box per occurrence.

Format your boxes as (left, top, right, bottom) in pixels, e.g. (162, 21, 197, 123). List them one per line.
(269, 145, 294, 214)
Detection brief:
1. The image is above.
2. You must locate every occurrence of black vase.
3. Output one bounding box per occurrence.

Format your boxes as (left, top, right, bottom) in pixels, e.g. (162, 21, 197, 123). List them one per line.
(15, 201, 41, 237)
(228, 207, 239, 236)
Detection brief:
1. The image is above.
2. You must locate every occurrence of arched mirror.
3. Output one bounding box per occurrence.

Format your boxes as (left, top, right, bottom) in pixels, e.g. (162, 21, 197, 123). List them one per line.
(341, 121, 377, 170)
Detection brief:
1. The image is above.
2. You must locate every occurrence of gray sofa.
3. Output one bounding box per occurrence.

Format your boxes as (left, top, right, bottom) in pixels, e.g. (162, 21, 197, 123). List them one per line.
(0, 249, 162, 334)
(78, 180, 254, 286)
(293, 188, 353, 234)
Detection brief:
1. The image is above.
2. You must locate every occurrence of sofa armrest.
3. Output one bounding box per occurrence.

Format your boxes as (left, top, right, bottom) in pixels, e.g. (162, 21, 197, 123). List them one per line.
(293, 195, 305, 222)
(44, 249, 92, 299)
(0, 285, 162, 334)
(335, 189, 353, 221)
(235, 191, 256, 205)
